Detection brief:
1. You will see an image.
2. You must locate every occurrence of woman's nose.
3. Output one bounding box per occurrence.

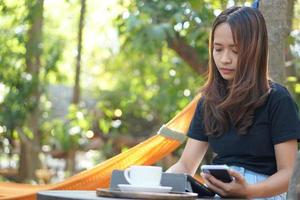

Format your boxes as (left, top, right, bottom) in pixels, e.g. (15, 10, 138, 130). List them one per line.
(220, 51, 231, 64)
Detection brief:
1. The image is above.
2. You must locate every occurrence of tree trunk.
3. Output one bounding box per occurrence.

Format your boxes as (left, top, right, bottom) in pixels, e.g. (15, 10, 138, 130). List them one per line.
(284, 0, 296, 93)
(67, 0, 86, 175)
(66, 150, 76, 175)
(260, 0, 290, 84)
(287, 151, 300, 199)
(72, 0, 86, 105)
(19, 139, 38, 182)
(18, 0, 44, 181)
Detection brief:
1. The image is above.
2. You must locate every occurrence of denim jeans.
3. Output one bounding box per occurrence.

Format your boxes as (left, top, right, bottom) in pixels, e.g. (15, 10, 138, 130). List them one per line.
(229, 166, 286, 200)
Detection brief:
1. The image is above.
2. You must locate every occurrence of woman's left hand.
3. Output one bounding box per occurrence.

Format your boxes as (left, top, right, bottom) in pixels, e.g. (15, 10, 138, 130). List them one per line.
(201, 170, 250, 198)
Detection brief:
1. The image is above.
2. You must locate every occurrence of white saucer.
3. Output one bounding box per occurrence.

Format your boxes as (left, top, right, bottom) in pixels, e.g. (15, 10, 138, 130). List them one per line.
(118, 184, 172, 193)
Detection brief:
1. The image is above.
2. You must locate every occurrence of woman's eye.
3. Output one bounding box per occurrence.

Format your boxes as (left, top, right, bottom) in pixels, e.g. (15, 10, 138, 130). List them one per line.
(215, 48, 222, 52)
(232, 49, 238, 54)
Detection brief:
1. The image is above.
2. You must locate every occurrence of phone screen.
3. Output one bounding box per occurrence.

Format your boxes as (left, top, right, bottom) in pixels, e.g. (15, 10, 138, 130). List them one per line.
(205, 169, 233, 183)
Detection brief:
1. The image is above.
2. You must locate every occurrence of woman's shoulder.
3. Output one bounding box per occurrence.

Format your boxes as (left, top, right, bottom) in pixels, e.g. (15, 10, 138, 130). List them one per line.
(196, 96, 205, 108)
(269, 81, 293, 102)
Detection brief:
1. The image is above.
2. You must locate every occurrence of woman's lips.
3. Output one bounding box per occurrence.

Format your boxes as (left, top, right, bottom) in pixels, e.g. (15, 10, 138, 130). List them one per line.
(220, 68, 235, 74)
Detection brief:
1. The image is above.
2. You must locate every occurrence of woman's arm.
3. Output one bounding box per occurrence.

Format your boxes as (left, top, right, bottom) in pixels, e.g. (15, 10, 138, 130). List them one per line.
(245, 139, 298, 198)
(202, 139, 298, 198)
(167, 138, 209, 175)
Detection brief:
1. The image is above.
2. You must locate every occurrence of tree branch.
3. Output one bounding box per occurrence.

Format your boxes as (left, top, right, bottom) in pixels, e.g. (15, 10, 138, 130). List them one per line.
(167, 34, 208, 75)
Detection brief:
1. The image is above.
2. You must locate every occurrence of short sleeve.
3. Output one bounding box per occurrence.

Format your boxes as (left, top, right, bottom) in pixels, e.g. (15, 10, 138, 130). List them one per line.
(270, 95, 300, 144)
(187, 99, 208, 141)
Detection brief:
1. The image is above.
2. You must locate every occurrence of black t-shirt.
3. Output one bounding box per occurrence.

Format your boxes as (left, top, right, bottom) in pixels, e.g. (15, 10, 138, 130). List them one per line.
(188, 82, 300, 175)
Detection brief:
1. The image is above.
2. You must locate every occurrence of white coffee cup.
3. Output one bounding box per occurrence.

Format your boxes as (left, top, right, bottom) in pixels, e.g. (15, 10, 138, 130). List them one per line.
(124, 165, 162, 187)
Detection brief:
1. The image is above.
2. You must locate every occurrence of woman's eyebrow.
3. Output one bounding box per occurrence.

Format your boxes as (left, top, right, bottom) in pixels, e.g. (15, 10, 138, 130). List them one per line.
(213, 43, 222, 46)
(213, 42, 237, 47)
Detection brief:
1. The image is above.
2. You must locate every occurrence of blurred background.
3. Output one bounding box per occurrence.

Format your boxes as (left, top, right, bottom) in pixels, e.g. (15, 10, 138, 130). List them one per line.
(0, 0, 299, 184)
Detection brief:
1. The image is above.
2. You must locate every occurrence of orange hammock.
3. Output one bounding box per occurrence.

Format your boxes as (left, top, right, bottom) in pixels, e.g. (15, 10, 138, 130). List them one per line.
(0, 94, 201, 200)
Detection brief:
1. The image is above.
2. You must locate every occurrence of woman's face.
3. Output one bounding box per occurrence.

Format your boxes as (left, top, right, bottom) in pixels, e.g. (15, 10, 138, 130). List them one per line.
(213, 23, 238, 81)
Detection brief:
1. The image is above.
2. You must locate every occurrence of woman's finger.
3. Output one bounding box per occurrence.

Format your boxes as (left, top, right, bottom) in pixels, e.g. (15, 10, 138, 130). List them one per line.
(203, 175, 226, 197)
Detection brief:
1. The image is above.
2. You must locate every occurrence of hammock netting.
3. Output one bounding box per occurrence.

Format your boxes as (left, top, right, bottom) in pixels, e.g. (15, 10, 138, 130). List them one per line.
(0, 94, 201, 200)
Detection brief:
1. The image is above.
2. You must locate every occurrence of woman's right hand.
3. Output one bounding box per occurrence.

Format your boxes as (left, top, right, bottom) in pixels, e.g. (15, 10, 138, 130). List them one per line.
(166, 138, 209, 175)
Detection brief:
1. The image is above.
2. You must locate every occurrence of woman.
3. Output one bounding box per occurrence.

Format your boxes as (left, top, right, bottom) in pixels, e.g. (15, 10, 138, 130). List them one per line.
(167, 6, 300, 199)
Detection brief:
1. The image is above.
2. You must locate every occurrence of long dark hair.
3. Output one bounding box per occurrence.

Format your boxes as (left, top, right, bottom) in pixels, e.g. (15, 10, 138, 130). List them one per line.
(201, 6, 270, 135)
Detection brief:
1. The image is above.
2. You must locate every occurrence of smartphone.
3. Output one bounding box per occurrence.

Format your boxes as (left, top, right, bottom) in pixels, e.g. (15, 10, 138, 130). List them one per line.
(186, 174, 215, 197)
(201, 165, 233, 183)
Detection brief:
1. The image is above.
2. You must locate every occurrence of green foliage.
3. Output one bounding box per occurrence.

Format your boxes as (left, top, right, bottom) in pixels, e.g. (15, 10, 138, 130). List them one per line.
(95, 47, 203, 139)
(42, 104, 91, 152)
(115, 0, 214, 60)
(0, 0, 299, 179)
(0, 0, 65, 158)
